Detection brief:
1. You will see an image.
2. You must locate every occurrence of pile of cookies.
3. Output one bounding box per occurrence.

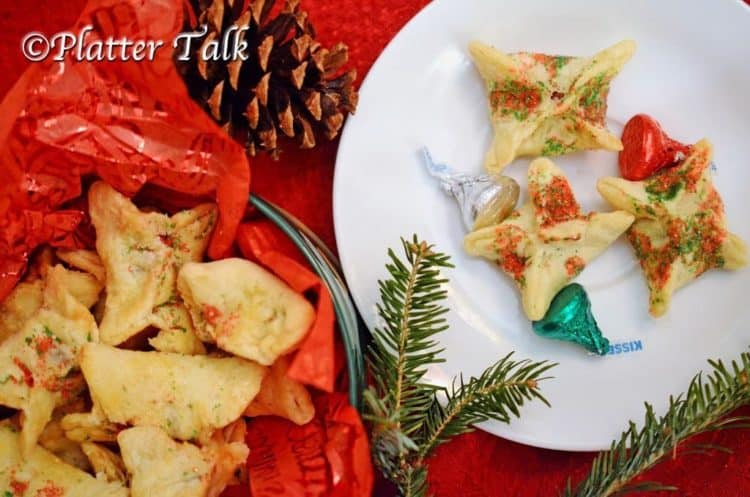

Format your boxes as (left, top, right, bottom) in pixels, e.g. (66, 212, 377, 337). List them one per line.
(0, 182, 317, 497)
(463, 40, 747, 322)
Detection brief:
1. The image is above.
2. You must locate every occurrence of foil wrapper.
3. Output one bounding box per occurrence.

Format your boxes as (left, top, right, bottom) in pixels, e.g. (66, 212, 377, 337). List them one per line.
(619, 113, 692, 180)
(421, 148, 519, 231)
(532, 283, 610, 355)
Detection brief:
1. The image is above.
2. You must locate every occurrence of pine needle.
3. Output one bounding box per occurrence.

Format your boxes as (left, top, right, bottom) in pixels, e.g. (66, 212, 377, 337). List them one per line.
(365, 236, 554, 496)
(564, 353, 750, 497)
(418, 355, 556, 459)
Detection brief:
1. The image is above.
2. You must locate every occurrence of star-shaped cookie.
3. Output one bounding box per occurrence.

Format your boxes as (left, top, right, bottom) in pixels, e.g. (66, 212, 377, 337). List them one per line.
(464, 158, 634, 320)
(88, 181, 217, 345)
(470, 39, 636, 173)
(597, 139, 748, 317)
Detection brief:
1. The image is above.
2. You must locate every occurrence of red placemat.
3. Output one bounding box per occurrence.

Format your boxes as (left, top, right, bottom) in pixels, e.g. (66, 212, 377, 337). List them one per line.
(1, 1, 749, 496)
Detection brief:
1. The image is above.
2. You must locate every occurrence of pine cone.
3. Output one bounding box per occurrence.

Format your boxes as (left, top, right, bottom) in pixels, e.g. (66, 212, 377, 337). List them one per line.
(176, 0, 359, 158)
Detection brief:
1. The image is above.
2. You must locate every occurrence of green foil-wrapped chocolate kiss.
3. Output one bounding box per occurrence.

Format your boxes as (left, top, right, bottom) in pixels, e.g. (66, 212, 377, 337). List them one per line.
(532, 283, 610, 355)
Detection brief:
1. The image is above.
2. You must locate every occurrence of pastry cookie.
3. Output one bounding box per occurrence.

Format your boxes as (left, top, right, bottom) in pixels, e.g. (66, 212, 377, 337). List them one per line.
(80, 343, 266, 441)
(118, 426, 214, 497)
(0, 424, 128, 497)
(470, 40, 636, 172)
(465, 158, 634, 320)
(88, 181, 217, 345)
(597, 139, 748, 316)
(177, 258, 315, 366)
(0, 265, 101, 454)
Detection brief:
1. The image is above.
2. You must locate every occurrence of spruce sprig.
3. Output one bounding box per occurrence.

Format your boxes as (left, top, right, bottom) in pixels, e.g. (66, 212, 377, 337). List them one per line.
(365, 236, 555, 497)
(565, 354, 750, 497)
(367, 237, 452, 441)
(419, 356, 554, 458)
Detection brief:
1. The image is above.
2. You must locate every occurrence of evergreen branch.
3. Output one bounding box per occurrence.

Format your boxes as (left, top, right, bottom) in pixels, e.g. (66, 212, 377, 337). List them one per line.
(401, 465, 428, 497)
(418, 354, 555, 459)
(366, 236, 554, 497)
(368, 236, 453, 436)
(365, 236, 453, 484)
(564, 353, 750, 497)
(364, 388, 420, 482)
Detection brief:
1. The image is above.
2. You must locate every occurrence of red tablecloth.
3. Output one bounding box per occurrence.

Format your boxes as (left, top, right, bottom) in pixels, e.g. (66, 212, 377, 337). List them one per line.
(2, 1, 749, 496)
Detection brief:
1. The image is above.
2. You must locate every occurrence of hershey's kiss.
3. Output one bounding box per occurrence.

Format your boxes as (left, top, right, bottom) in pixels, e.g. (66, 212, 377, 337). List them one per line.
(619, 114, 692, 181)
(532, 283, 610, 355)
(421, 147, 520, 231)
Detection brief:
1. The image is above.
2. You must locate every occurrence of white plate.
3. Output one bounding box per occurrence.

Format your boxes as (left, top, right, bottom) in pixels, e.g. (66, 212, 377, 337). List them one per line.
(333, 0, 750, 450)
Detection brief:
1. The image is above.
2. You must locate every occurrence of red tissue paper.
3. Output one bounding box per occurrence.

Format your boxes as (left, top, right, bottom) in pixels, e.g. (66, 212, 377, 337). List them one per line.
(0, 0, 250, 301)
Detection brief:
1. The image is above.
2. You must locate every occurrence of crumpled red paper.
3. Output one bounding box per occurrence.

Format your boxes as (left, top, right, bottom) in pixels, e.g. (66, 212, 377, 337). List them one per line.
(236, 219, 338, 393)
(0, 0, 250, 301)
(235, 219, 374, 497)
(243, 393, 373, 497)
